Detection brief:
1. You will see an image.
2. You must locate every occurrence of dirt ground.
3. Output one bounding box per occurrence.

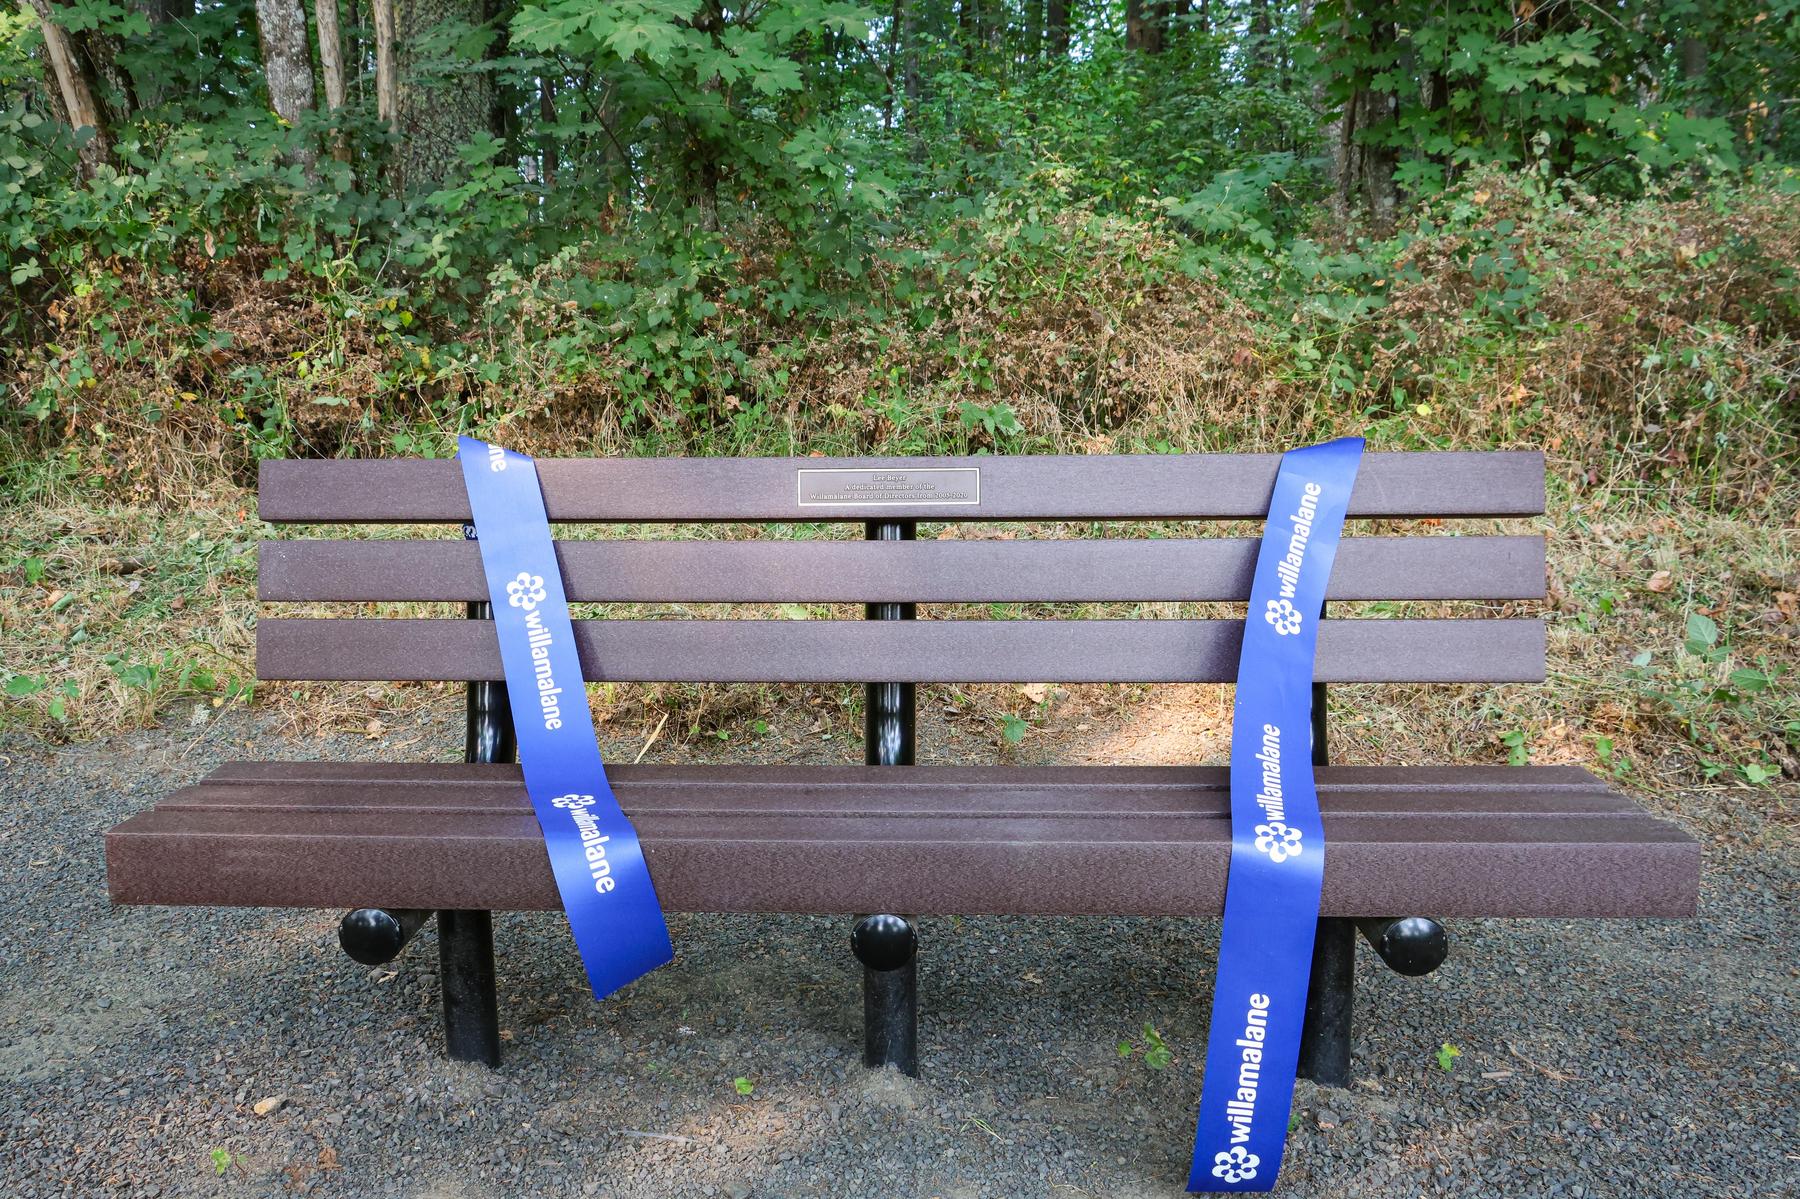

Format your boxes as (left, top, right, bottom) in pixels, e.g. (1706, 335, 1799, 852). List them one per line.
(1, 689, 1794, 1198)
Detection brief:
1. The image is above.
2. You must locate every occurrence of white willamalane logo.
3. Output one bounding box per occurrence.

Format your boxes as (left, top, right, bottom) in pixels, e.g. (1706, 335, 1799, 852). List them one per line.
(507, 571, 546, 612)
(1254, 821, 1303, 863)
(1212, 1146, 1260, 1184)
(1264, 598, 1302, 636)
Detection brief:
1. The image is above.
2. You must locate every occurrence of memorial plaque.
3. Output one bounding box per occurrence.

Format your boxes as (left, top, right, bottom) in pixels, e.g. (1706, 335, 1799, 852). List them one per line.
(797, 467, 980, 508)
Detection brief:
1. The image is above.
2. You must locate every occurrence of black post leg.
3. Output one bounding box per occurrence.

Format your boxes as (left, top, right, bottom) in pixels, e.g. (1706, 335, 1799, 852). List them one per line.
(1297, 654, 1355, 1086)
(437, 593, 513, 1066)
(853, 914, 919, 1075)
(859, 520, 920, 1075)
(1297, 915, 1355, 1086)
(439, 909, 501, 1067)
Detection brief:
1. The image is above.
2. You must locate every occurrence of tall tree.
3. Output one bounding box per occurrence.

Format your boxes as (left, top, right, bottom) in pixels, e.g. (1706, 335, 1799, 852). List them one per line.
(1046, 0, 1069, 58)
(374, 0, 398, 130)
(315, 0, 349, 160)
(254, 0, 317, 169)
(393, 0, 494, 191)
(25, 0, 111, 177)
(1125, 0, 1162, 53)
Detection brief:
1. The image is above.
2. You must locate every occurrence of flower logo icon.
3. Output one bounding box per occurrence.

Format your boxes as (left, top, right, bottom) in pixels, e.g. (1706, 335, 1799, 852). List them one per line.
(1255, 821, 1303, 863)
(1264, 598, 1302, 636)
(1212, 1145, 1260, 1183)
(507, 572, 546, 612)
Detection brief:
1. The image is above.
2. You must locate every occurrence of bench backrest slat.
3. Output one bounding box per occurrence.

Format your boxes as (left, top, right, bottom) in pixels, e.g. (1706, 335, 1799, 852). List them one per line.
(258, 535, 1546, 603)
(255, 449, 1547, 688)
(258, 451, 1545, 523)
(256, 618, 1546, 684)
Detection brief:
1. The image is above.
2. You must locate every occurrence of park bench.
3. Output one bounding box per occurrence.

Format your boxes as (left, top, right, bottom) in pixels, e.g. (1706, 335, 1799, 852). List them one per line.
(105, 451, 1699, 1082)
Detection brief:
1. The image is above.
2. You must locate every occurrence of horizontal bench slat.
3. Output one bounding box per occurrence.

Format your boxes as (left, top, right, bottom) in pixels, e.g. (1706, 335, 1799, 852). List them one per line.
(160, 785, 1641, 820)
(201, 761, 1612, 792)
(259, 535, 1546, 603)
(257, 452, 1546, 523)
(255, 617, 1547, 683)
(105, 765, 1699, 917)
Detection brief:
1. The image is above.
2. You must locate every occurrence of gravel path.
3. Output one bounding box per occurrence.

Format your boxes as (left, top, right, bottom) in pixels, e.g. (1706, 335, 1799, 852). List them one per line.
(2, 708, 1794, 1199)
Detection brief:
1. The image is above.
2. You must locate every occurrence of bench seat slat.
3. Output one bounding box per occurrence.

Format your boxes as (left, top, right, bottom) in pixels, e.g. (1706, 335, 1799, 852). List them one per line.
(255, 617, 1547, 684)
(105, 764, 1697, 918)
(153, 780, 1645, 820)
(259, 536, 1547, 603)
(257, 452, 1546, 524)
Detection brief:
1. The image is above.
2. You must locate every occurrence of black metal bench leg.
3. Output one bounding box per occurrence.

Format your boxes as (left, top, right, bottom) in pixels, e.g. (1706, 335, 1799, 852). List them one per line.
(1297, 915, 1355, 1086)
(853, 914, 919, 1075)
(857, 519, 920, 1076)
(436, 592, 514, 1068)
(439, 909, 501, 1066)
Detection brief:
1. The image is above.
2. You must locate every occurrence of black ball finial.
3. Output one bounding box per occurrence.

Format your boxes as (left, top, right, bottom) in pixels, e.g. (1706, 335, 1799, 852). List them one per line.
(1377, 916, 1449, 976)
(851, 914, 918, 973)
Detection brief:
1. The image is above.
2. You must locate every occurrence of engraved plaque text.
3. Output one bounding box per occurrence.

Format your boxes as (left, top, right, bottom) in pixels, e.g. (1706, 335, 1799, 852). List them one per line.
(797, 467, 980, 508)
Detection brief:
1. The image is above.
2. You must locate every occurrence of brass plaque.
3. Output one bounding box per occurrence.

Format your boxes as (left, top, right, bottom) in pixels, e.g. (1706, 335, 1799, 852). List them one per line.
(797, 467, 980, 508)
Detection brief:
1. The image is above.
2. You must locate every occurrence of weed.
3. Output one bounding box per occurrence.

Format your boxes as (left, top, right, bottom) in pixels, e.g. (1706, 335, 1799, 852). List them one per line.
(1118, 1022, 1173, 1071)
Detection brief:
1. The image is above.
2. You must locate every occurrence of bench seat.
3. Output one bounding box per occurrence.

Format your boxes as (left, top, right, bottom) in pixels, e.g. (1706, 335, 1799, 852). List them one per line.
(108, 761, 1698, 919)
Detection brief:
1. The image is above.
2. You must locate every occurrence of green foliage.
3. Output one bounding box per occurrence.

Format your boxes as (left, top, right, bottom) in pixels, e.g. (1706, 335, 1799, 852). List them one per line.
(1630, 608, 1789, 786)
(732, 1075, 754, 1095)
(1311, 0, 1794, 200)
(1436, 1042, 1461, 1073)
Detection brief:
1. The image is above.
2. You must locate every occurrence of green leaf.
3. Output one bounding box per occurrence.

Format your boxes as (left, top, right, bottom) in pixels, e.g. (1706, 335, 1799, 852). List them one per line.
(1684, 613, 1719, 653)
(1001, 714, 1028, 744)
(1728, 669, 1771, 694)
(732, 1076, 753, 1096)
(4, 674, 46, 697)
(1435, 1043, 1461, 1072)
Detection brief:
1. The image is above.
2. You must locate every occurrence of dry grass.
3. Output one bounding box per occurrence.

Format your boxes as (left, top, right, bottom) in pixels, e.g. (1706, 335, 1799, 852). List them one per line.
(3, 458, 1794, 802)
(4, 179, 1796, 796)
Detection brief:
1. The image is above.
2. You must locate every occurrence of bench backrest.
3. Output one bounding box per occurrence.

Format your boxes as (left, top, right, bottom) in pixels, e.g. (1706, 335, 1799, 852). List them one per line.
(255, 452, 1547, 686)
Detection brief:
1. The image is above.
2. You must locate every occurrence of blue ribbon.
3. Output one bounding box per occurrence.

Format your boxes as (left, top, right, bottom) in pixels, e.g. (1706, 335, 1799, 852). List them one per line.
(457, 437, 674, 999)
(1188, 436, 1365, 1192)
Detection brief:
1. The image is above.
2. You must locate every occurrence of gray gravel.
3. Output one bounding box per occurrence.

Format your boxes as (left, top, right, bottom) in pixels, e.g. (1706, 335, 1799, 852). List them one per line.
(1, 708, 1795, 1198)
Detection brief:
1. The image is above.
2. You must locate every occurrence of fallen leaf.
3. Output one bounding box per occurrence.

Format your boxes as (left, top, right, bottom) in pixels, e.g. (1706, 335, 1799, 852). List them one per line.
(1646, 570, 1672, 593)
(253, 1095, 286, 1116)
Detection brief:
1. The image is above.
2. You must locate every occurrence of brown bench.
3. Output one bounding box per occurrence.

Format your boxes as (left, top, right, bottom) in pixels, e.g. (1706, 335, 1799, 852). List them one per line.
(104, 451, 1699, 1081)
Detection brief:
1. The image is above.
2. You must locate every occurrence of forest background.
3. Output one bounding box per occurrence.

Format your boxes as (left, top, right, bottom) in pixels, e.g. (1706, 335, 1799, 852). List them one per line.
(2, 0, 1796, 804)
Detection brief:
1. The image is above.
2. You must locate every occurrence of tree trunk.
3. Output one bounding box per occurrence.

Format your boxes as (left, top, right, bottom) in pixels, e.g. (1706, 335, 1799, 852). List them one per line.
(1125, 0, 1161, 53)
(317, 0, 347, 112)
(1333, 3, 1396, 234)
(374, 0, 398, 132)
(1679, 36, 1706, 116)
(1023, 0, 1041, 62)
(539, 75, 557, 188)
(25, 0, 110, 177)
(1046, 0, 1068, 57)
(884, 0, 902, 128)
(315, 0, 350, 162)
(393, 0, 495, 191)
(254, 0, 317, 170)
(1248, 0, 1271, 79)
